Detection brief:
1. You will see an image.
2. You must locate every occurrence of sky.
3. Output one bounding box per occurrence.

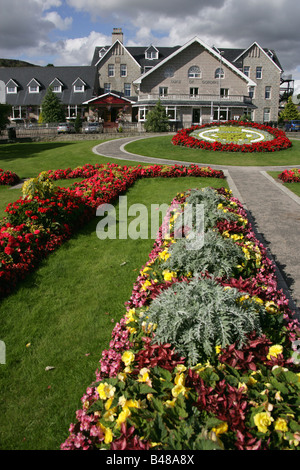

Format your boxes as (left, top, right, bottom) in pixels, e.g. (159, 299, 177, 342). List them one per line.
(0, 0, 299, 94)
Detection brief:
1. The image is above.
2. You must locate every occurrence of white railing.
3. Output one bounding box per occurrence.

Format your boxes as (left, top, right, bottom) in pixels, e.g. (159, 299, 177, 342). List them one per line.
(138, 93, 252, 103)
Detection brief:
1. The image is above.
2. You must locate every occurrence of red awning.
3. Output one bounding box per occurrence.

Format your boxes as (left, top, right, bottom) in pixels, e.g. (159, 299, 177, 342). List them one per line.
(83, 93, 134, 106)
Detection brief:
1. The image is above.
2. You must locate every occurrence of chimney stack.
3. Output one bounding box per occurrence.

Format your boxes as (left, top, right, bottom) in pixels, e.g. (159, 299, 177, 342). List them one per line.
(112, 28, 123, 44)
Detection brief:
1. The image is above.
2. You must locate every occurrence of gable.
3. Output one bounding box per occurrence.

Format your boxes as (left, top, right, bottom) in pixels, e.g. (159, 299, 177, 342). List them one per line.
(134, 37, 256, 87)
(234, 42, 282, 72)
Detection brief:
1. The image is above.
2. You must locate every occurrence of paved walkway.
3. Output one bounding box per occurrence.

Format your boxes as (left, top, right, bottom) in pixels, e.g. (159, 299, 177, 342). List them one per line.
(94, 136, 300, 318)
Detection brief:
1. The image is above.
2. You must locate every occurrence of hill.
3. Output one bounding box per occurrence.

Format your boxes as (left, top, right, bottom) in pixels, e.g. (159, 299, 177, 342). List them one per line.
(0, 58, 37, 67)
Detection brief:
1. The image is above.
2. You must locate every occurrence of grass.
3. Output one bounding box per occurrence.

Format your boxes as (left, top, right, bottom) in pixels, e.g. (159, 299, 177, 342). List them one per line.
(268, 171, 300, 197)
(0, 140, 228, 450)
(124, 135, 300, 167)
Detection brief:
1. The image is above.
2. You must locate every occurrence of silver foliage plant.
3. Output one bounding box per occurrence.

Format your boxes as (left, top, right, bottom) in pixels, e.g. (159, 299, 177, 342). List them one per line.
(141, 277, 265, 366)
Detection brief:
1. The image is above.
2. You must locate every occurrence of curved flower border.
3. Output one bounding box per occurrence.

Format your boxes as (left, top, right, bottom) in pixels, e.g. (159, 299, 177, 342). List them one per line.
(172, 121, 292, 153)
(0, 163, 224, 299)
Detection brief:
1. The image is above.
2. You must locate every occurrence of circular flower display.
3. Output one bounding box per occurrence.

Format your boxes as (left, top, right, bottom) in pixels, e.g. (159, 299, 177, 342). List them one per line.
(172, 121, 292, 153)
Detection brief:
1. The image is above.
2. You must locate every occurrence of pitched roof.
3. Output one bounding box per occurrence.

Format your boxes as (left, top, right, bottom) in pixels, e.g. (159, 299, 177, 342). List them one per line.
(0, 66, 97, 106)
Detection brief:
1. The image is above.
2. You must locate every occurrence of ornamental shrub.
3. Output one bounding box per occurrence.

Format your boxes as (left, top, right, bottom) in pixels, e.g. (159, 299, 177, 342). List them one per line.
(140, 277, 265, 365)
(162, 229, 244, 278)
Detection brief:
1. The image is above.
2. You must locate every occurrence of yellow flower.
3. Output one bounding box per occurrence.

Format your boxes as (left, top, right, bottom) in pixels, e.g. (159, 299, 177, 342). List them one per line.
(253, 412, 274, 433)
(215, 345, 222, 354)
(98, 423, 114, 444)
(137, 367, 151, 383)
(212, 421, 228, 436)
(159, 250, 170, 261)
(97, 382, 116, 400)
(265, 301, 278, 314)
(274, 418, 288, 432)
(141, 280, 152, 291)
(125, 308, 136, 324)
(267, 345, 283, 360)
(172, 383, 188, 398)
(162, 270, 177, 281)
(121, 350, 135, 367)
(164, 398, 177, 408)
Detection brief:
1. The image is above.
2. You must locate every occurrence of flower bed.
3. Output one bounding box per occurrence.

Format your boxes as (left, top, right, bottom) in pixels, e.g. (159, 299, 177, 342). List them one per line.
(278, 168, 300, 183)
(61, 187, 300, 451)
(172, 121, 292, 153)
(0, 168, 20, 186)
(0, 163, 224, 299)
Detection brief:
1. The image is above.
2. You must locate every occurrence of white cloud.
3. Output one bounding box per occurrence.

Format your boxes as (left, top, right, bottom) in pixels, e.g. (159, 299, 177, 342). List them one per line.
(46, 31, 111, 66)
(43, 11, 73, 30)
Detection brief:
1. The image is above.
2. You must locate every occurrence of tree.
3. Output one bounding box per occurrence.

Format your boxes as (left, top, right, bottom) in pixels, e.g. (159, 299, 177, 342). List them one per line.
(41, 86, 65, 123)
(0, 104, 11, 134)
(279, 96, 300, 122)
(144, 100, 170, 132)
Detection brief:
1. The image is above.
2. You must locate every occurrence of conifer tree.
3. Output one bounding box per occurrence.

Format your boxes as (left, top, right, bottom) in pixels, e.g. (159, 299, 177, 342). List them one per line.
(279, 96, 300, 121)
(41, 86, 65, 123)
(144, 100, 170, 132)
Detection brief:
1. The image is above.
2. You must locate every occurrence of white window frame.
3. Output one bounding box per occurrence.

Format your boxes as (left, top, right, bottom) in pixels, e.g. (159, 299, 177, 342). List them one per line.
(263, 108, 270, 122)
(190, 87, 199, 97)
(124, 83, 131, 97)
(29, 84, 39, 93)
(256, 66, 262, 79)
(165, 106, 177, 121)
(74, 84, 84, 93)
(243, 66, 250, 77)
(265, 86, 271, 99)
(120, 64, 127, 77)
(7, 86, 17, 94)
(139, 107, 149, 121)
(159, 87, 168, 97)
(108, 64, 115, 77)
(52, 85, 62, 93)
(215, 67, 225, 79)
(188, 66, 201, 79)
(220, 88, 229, 98)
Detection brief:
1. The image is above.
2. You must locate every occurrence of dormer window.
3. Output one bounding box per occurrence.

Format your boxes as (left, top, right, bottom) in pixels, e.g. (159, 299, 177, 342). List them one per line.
(28, 78, 41, 93)
(72, 77, 86, 93)
(49, 78, 63, 93)
(145, 45, 159, 60)
(99, 47, 107, 58)
(6, 79, 18, 94)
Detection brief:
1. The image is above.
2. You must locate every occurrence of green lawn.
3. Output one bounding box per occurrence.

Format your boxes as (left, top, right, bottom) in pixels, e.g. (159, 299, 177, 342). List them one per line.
(0, 140, 228, 450)
(268, 171, 300, 197)
(125, 135, 300, 167)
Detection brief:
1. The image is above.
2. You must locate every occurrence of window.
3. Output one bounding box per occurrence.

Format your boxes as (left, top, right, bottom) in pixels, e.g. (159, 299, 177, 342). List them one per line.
(249, 86, 255, 99)
(29, 85, 39, 93)
(256, 66, 262, 79)
(243, 66, 250, 77)
(188, 66, 201, 78)
(263, 108, 270, 122)
(7, 86, 17, 94)
(53, 85, 62, 93)
(120, 64, 127, 77)
(190, 87, 199, 97)
(104, 83, 111, 94)
(220, 88, 229, 98)
(159, 87, 168, 97)
(166, 107, 177, 121)
(215, 67, 225, 79)
(124, 83, 131, 97)
(139, 107, 149, 121)
(74, 84, 84, 92)
(265, 86, 271, 99)
(108, 64, 115, 77)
